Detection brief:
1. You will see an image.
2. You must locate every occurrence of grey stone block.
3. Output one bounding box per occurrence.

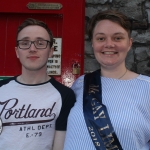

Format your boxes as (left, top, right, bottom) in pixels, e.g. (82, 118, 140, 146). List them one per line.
(84, 58, 100, 73)
(135, 47, 149, 61)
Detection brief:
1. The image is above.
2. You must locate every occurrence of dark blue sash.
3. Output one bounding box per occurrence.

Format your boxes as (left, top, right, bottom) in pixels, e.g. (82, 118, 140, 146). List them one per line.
(83, 69, 123, 150)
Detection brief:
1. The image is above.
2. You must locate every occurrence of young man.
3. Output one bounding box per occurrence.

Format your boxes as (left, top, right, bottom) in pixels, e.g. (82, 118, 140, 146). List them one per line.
(0, 18, 76, 150)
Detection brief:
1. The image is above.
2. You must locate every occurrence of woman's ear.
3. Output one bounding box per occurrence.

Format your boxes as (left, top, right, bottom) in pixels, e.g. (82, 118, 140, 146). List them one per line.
(128, 38, 133, 52)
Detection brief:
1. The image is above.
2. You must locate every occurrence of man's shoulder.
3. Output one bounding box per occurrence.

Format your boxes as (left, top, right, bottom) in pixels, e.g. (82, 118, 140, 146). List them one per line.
(50, 77, 76, 105)
(50, 77, 74, 93)
(0, 77, 16, 87)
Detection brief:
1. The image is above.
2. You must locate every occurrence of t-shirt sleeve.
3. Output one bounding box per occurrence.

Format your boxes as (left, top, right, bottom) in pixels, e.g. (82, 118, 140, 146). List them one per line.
(0, 77, 16, 87)
(55, 88, 76, 130)
(50, 77, 76, 131)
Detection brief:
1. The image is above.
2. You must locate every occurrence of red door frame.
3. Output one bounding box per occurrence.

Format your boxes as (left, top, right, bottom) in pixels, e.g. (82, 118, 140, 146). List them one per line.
(0, 0, 85, 86)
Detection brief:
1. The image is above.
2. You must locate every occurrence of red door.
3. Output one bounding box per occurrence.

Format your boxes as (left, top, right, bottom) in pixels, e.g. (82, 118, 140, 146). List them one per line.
(0, 0, 85, 87)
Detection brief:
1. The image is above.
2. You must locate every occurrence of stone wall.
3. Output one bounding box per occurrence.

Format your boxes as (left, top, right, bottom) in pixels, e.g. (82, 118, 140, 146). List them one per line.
(85, 0, 150, 76)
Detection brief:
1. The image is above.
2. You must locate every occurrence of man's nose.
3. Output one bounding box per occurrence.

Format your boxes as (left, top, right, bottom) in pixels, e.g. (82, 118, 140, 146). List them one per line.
(29, 42, 37, 51)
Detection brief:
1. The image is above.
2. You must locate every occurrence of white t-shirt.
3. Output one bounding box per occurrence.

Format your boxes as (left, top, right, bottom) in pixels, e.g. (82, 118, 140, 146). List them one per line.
(0, 77, 75, 150)
(64, 74, 150, 150)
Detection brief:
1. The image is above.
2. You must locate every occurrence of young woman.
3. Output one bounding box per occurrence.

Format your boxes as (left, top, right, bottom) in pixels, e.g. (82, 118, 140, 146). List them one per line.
(64, 10, 150, 150)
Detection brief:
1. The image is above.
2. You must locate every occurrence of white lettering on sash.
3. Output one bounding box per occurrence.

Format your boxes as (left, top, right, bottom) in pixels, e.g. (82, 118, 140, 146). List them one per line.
(88, 126, 100, 147)
(88, 84, 119, 149)
(94, 110, 106, 120)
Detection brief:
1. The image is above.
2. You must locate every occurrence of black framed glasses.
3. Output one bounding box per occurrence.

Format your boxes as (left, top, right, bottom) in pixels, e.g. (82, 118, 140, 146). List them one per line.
(17, 40, 50, 50)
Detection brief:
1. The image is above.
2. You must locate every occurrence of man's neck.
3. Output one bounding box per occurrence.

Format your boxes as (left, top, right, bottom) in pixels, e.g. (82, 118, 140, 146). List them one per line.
(17, 71, 50, 84)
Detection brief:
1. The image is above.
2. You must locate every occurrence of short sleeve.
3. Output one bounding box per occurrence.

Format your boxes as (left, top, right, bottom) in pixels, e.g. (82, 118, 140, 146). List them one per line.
(50, 77, 76, 130)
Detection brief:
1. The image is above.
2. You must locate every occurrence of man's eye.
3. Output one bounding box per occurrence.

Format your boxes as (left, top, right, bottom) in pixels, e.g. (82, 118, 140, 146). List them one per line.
(21, 41, 29, 45)
(37, 41, 44, 45)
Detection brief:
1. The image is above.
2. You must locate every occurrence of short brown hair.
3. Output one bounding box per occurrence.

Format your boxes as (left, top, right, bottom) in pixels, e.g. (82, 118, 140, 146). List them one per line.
(16, 18, 53, 48)
(87, 10, 132, 40)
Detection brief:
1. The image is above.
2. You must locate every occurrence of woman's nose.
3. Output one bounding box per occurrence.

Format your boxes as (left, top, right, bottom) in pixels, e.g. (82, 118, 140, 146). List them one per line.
(104, 39, 115, 48)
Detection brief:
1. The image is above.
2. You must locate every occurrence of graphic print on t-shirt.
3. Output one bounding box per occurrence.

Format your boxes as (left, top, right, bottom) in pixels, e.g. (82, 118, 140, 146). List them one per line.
(0, 97, 57, 138)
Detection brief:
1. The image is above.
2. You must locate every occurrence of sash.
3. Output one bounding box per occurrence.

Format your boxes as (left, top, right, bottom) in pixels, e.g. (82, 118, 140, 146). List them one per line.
(83, 69, 123, 150)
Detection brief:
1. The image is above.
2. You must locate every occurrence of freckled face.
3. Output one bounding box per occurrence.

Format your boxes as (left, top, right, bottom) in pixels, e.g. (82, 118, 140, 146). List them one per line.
(92, 20, 132, 69)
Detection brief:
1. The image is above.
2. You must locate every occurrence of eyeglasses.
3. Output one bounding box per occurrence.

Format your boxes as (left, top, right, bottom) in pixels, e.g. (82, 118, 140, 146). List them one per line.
(17, 40, 50, 50)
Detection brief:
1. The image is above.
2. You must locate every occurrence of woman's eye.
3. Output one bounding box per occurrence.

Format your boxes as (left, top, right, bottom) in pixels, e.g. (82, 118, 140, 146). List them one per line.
(98, 38, 104, 41)
(115, 37, 122, 40)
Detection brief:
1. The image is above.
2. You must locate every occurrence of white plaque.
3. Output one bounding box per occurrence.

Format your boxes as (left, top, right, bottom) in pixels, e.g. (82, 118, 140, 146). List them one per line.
(47, 38, 62, 75)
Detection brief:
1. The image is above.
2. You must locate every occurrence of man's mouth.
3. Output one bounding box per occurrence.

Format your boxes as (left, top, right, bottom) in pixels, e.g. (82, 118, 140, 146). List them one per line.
(27, 56, 39, 60)
(28, 56, 39, 58)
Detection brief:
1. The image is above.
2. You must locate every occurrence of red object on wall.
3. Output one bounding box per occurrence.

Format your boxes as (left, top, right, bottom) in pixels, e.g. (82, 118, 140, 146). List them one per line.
(0, 0, 85, 87)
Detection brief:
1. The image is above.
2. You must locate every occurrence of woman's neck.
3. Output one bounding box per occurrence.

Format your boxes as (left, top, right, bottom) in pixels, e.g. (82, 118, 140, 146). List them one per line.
(101, 66, 128, 79)
(101, 66, 139, 80)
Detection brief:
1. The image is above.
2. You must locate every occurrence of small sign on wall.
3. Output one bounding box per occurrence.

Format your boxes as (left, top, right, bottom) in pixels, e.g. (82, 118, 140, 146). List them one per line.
(47, 38, 62, 75)
(27, 2, 63, 10)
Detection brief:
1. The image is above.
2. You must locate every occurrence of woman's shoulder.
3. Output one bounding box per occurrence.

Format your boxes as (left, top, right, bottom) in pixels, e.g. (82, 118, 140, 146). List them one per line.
(71, 75, 85, 90)
(137, 74, 150, 83)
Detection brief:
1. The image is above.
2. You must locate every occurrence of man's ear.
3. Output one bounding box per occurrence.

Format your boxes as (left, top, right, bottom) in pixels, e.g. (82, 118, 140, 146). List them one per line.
(15, 47, 19, 58)
(49, 47, 54, 58)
